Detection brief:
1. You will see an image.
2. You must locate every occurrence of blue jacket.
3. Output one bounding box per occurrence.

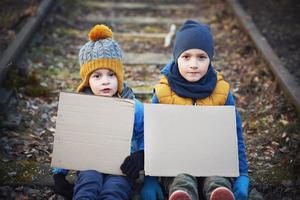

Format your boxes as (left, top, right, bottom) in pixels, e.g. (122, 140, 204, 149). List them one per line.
(152, 62, 248, 176)
(53, 84, 144, 174)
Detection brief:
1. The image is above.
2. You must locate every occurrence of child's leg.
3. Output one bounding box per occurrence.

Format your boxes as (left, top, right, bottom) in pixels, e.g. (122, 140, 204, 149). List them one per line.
(203, 176, 234, 200)
(160, 177, 174, 196)
(73, 170, 104, 200)
(168, 173, 198, 200)
(99, 175, 133, 200)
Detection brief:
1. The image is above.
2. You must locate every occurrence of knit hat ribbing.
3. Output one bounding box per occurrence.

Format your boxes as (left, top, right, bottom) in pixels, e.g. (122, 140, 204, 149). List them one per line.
(173, 20, 214, 62)
(77, 24, 124, 93)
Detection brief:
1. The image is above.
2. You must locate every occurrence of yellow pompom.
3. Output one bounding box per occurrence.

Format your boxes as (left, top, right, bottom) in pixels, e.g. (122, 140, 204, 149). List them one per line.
(88, 24, 113, 41)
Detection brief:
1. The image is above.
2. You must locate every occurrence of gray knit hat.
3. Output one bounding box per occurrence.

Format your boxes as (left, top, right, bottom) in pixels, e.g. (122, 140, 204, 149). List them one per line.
(77, 24, 124, 93)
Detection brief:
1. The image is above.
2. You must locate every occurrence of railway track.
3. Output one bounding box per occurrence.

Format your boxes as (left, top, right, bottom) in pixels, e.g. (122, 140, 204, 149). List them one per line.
(0, 0, 299, 199)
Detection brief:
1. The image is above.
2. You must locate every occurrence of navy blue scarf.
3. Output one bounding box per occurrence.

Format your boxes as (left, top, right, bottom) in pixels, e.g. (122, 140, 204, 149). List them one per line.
(167, 62, 217, 99)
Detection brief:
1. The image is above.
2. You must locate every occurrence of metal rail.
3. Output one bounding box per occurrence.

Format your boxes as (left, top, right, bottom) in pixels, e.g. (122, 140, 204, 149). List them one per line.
(226, 0, 300, 114)
(0, 0, 55, 85)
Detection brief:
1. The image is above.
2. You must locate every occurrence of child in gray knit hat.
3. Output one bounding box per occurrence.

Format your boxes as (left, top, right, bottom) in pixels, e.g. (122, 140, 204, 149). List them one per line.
(52, 24, 145, 200)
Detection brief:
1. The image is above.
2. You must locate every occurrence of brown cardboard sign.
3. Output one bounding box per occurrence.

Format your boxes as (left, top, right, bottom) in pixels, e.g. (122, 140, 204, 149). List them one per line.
(51, 92, 135, 175)
(144, 104, 239, 177)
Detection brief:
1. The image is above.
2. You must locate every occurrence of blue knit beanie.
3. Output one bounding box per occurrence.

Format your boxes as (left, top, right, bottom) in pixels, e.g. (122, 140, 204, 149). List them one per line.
(173, 20, 214, 62)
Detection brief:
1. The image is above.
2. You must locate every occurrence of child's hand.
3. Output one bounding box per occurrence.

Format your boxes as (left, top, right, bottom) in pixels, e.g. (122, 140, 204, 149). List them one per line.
(141, 176, 164, 200)
(120, 150, 144, 180)
(53, 173, 74, 200)
(233, 175, 249, 200)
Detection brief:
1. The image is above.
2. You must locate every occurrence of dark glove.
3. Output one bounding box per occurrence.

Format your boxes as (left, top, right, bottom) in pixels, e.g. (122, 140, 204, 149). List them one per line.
(53, 173, 74, 200)
(121, 150, 144, 180)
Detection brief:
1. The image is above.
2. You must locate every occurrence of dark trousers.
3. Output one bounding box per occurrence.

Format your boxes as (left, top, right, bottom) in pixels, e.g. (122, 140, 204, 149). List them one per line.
(73, 170, 133, 200)
(161, 174, 233, 200)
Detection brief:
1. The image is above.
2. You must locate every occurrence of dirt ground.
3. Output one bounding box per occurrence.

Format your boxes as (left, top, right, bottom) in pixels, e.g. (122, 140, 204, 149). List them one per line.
(239, 0, 300, 84)
(0, 0, 300, 199)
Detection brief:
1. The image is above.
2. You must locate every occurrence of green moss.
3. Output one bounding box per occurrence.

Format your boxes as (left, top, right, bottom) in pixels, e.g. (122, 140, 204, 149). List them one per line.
(253, 164, 296, 185)
(132, 85, 153, 92)
(55, 27, 81, 38)
(4, 68, 53, 97)
(144, 26, 164, 33)
(56, 68, 79, 79)
(3, 65, 80, 96)
(0, 160, 38, 184)
(41, 46, 55, 54)
(35, 65, 78, 79)
(24, 85, 51, 97)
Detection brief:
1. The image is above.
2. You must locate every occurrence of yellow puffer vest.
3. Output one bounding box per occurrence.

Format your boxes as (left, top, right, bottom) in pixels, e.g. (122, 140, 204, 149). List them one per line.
(155, 73, 230, 105)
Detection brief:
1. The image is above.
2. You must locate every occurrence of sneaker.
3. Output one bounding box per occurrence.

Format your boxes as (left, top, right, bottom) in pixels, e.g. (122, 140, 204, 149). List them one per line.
(210, 187, 235, 200)
(169, 190, 192, 200)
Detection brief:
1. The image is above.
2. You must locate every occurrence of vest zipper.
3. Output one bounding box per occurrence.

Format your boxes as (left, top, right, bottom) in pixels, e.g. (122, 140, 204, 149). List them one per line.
(192, 99, 197, 106)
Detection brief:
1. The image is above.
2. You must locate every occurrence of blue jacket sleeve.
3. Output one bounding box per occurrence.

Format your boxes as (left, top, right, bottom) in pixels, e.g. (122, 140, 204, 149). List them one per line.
(52, 168, 69, 175)
(151, 93, 159, 104)
(225, 92, 248, 176)
(133, 99, 144, 152)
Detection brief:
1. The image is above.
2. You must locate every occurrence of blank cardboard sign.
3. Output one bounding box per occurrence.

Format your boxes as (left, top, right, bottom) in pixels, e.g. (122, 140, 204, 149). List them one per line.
(51, 92, 135, 175)
(144, 104, 239, 177)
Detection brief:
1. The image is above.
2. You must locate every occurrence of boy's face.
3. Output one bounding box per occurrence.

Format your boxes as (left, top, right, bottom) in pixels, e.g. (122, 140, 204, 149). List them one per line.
(89, 69, 118, 96)
(177, 48, 210, 82)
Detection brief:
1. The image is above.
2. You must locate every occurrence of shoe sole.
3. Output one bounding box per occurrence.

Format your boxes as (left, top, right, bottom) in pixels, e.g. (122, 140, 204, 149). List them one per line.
(210, 187, 235, 200)
(169, 190, 192, 200)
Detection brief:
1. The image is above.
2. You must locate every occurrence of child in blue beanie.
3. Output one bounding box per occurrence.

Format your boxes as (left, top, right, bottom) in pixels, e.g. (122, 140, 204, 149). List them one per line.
(52, 24, 144, 200)
(142, 20, 249, 200)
